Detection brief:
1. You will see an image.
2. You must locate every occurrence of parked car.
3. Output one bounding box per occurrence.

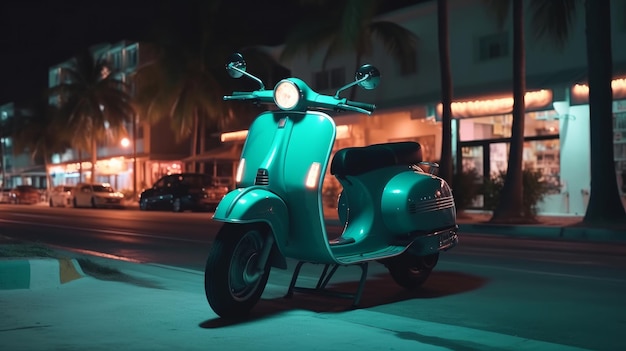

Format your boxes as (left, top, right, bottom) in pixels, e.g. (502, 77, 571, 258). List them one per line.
(0, 188, 12, 203)
(49, 185, 74, 207)
(8, 185, 41, 205)
(139, 173, 229, 212)
(72, 183, 125, 209)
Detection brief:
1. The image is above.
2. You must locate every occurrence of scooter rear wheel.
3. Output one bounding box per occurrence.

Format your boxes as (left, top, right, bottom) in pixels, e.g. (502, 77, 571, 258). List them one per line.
(204, 223, 271, 318)
(385, 252, 439, 289)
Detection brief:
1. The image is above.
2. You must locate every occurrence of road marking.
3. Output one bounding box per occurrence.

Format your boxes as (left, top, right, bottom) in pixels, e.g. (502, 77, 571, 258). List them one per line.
(0, 218, 209, 245)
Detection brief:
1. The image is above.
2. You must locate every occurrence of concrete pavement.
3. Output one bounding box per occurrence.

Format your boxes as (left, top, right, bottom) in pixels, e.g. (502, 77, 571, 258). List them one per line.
(1, 207, 624, 350)
(0, 251, 595, 351)
(456, 211, 626, 243)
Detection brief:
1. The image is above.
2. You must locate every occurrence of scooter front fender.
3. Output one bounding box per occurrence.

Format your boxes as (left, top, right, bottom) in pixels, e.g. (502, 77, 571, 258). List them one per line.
(213, 187, 289, 242)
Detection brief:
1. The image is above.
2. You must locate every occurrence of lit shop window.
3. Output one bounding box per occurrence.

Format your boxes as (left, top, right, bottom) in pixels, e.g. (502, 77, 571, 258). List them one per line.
(458, 111, 560, 142)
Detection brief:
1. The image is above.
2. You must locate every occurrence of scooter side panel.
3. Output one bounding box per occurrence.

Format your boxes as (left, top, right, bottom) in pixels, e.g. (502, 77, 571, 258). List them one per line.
(381, 172, 456, 233)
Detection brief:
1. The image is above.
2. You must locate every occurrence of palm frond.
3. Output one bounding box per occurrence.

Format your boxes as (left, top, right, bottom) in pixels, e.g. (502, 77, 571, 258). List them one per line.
(529, 0, 577, 50)
(280, 19, 339, 62)
(370, 21, 419, 72)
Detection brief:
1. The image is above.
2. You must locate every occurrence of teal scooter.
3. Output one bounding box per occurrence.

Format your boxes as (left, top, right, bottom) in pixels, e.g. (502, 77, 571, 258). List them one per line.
(204, 53, 458, 318)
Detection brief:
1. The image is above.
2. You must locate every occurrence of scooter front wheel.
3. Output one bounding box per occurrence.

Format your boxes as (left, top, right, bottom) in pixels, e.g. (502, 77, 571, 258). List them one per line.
(204, 223, 271, 318)
(385, 252, 439, 289)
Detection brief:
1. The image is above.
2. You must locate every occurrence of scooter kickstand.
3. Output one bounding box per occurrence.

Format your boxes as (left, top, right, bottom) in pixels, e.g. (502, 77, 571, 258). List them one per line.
(284, 261, 306, 299)
(284, 261, 369, 307)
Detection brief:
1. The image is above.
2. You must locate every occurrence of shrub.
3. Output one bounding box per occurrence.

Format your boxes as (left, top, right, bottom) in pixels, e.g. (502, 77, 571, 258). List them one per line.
(452, 168, 481, 212)
(482, 169, 550, 218)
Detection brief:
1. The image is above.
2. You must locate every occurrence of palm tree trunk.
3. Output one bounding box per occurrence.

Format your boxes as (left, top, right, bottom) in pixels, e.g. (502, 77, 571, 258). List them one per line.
(191, 110, 199, 173)
(491, 0, 527, 222)
(199, 117, 206, 174)
(43, 150, 53, 201)
(90, 137, 97, 184)
(78, 149, 83, 182)
(583, 0, 626, 224)
(437, 0, 454, 185)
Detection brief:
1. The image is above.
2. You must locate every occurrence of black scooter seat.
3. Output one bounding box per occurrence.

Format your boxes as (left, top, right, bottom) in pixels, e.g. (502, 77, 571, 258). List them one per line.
(330, 141, 423, 177)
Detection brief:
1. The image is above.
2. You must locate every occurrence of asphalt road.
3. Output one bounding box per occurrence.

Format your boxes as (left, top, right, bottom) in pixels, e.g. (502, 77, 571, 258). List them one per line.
(1, 204, 625, 351)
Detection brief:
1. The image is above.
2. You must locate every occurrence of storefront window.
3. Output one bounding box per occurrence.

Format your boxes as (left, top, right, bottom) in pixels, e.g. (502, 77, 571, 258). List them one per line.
(459, 110, 560, 141)
(461, 146, 484, 176)
(524, 139, 561, 194)
(613, 112, 626, 193)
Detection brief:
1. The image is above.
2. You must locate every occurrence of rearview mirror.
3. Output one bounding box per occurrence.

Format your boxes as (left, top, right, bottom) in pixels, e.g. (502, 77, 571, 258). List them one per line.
(356, 64, 380, 90)
(226, 53, 246, 78)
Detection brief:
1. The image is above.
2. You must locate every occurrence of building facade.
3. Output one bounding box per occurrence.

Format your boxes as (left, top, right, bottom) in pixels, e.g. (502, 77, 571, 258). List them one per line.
(217, 0, 626, 216)
(0, 102, 48, 191)
(47, 41, 189, 194)
(12, 0, 626, 216)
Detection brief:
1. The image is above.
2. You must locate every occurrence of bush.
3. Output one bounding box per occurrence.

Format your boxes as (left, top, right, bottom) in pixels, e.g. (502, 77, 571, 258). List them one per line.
(452, 168, 481, 212)
(482, 169, 550, 218)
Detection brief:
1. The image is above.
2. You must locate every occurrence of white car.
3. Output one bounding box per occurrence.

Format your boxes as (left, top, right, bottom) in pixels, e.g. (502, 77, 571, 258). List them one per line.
(49, 185, 73, 207)
(72, 183, 125, 209)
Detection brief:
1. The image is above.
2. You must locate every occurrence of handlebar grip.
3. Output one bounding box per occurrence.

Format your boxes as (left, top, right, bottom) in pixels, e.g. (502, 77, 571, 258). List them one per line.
(346, 100, 376, 112)
(224, 92, 257, 100)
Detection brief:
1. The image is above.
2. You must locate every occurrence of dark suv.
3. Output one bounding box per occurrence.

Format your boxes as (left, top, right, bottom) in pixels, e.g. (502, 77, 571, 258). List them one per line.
(9, 185, 41, 205)
(139, 173, 229, 212)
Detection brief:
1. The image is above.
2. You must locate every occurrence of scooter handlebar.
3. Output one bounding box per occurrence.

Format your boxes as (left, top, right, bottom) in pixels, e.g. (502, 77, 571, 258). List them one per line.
(223, 90, 274, 102)
(346, 100, 375, 112)
(224, 93, 256, 101)
(337, 100, 376, 115)
(224, 90, 375, 115)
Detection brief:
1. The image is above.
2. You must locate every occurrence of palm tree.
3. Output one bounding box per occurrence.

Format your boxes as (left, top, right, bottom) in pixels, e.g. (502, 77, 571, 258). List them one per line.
(134, 0, 234, 173)
(52, 49, 135, 184)
(280, 0, 418, 97)
(437, 0, 454, 185)
(483, 0, 577, 223)
(9, 97, 72, 191)
(582, 0, 626, 224)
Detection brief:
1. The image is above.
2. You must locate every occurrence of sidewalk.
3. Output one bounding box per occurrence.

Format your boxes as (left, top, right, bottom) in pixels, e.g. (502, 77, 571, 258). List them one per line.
(455, 211, 626, 243)
(1, 205, 623, 350)
(0, 248, 594, 351)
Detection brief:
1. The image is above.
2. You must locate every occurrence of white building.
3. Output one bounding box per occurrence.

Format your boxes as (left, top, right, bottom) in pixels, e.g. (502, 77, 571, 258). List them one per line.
(274, 0, 626, 215)
(47, 41, 189, 194)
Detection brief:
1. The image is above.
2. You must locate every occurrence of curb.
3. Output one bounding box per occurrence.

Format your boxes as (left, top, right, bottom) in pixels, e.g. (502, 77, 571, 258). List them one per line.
(0, 257, 84, 290)
(458, 223, 626, 242)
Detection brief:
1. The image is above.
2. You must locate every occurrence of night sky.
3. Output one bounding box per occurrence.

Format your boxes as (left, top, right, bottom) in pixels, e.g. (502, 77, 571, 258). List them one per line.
(0, 0, 421, 106)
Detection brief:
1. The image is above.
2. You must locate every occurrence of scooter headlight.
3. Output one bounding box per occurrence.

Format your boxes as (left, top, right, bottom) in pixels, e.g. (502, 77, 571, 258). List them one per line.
(274, 79, 301, 110)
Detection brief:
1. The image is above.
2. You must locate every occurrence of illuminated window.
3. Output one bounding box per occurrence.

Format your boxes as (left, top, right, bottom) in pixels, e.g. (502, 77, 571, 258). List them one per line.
(524, 140, 561, 194)
(614, 112, 626, 183)
(459, 111, 559, 142)
(125, 45, 138, 69)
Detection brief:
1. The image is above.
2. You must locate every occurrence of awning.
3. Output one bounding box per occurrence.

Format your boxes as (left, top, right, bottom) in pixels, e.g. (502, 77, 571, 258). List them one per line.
(378, 62, 626, 110)
(13, 165, 47, 176)
(183, 144, 242, 163)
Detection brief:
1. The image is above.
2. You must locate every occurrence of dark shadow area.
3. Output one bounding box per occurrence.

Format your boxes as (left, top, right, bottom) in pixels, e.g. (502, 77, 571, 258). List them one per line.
(199, 270, 487, 328)
(76, 257, 164, 289)
(395, 331, 508, 351)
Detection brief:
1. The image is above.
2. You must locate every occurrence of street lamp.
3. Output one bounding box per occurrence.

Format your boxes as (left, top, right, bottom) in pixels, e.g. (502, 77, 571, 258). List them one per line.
(1, 137, 5, 193)
(120, 130, 137, 197)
